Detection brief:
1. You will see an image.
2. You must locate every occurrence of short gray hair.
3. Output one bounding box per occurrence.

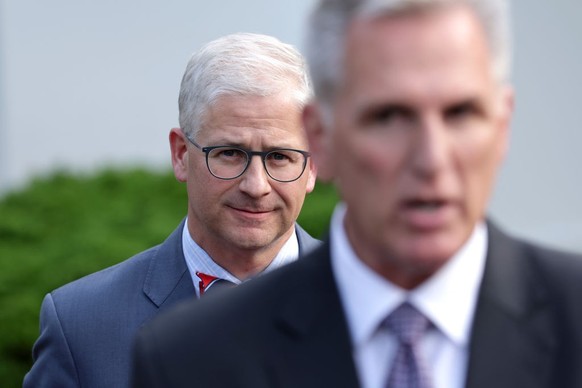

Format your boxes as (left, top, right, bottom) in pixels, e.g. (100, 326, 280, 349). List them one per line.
(179, 32, 312, 138)
(306, 0, 511, 104)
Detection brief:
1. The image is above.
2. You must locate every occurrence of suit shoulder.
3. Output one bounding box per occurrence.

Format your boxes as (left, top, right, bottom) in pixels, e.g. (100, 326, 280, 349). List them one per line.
(516, 239, 582, 309)
(522, 240, 582, 278)
(50, 243, 160, 304)
(49, 220, 186, 303)
(488, 222, 582, 284)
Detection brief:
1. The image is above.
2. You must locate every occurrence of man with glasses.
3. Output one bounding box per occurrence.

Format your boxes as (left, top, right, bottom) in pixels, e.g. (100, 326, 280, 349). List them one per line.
(132, 1, 582, 387)
(185, 136, 311, 184)
(24, 32, 318, 388)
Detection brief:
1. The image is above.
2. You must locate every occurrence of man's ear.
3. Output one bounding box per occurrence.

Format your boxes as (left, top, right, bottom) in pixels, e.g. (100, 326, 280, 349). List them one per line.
(303, 102, 334, 182)
(169, 128, 188, 182)
(496, 85, 515, 165)
(304, 158, 317, 194)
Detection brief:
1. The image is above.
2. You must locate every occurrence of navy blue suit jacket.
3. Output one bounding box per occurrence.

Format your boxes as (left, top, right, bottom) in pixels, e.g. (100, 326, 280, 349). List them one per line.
(23, 220, 320, 388)
(132, 222, 582, 388)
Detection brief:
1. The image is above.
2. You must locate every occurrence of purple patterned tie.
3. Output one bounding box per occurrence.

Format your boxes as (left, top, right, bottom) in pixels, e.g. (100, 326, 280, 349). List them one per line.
(384, 302, 433, 388)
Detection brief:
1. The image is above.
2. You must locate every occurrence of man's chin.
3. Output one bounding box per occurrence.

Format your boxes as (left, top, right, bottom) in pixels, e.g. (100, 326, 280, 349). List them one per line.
(227, 229, 278, 251)
(397, 233, 465, 270)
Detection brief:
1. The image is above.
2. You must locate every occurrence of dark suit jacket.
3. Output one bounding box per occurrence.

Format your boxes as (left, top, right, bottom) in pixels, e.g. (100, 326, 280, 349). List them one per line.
(23, 220, 320, 388)
(131, 222, 582, 388)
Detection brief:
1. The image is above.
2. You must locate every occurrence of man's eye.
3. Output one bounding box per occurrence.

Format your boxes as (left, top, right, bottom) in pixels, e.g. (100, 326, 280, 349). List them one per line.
(215, 148, 245, 159)
(445, 102, 479, 121)
(364, 106, 413, 127)
(267, 152, 294, 165)
(270, 152, 289, 161)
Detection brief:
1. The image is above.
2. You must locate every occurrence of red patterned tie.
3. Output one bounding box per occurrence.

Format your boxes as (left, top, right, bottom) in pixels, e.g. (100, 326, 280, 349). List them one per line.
(196, 271, 235, 296)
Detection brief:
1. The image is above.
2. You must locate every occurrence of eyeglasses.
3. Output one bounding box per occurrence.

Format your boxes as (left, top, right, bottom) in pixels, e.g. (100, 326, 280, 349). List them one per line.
(184, 133, 311, 182)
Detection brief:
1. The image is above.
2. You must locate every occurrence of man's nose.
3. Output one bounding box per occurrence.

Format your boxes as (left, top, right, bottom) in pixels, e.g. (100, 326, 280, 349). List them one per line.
(410, 117, 450, 179)
(238, 156, 272, 197)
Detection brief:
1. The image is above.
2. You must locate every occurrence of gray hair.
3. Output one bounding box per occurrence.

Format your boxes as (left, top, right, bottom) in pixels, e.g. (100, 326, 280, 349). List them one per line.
(306, 0, 511, 104)
(178, 32, 313, 138)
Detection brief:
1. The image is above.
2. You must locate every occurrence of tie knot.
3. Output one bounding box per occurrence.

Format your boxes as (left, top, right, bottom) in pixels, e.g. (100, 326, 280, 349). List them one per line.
(196, 271, 236, 297)
(384, 302, 431, 345)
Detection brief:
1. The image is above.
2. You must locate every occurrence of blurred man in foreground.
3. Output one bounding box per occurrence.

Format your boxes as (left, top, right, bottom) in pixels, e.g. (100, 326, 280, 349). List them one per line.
(132, 1, 582, 387)
(24, 32, 318, 388)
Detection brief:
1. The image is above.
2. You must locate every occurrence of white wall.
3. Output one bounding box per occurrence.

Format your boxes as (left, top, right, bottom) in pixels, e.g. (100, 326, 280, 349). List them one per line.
(490, 0, 582, 251)
(0, 0, 581, 252)
(0, 0, 313, 189)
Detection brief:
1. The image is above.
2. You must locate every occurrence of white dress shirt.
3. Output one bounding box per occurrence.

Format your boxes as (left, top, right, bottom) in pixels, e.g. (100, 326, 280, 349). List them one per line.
(181, 218, 300, 298)
(329, 203, 487, 388)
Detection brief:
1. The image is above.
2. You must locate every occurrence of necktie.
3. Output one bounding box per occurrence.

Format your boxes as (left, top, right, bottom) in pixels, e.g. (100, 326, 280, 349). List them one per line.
(196, 271, 235, 297)
(384, 302, 433, 388)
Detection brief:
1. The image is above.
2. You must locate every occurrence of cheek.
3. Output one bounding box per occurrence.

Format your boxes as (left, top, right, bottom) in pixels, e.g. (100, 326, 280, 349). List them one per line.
(472, 132, 504, 176)
(280, 186, 300, 207)
(335, 129, 391, 175)
(334, 136, 401, 211)
(273, 182, 305, 211)
(188, 168, 227, 205)
(458, 133, 504, 210)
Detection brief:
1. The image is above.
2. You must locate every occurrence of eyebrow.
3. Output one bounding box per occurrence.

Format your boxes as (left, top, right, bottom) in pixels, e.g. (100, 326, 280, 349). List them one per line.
(202, 141, 305, 151)
(359, 102, 415, 122)
(359, 94, 487, 120)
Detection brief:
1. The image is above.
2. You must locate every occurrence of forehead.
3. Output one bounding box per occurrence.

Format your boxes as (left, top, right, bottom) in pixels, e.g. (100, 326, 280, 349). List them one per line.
(342, 6, 494, 104)
(199, 93, 306, 146)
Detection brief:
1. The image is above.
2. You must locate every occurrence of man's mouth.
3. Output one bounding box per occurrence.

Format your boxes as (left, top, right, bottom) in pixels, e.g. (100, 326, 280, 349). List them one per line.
(231, 206, 272, 213)
(406, 200, 446, 211)
(400, 198, 454, 230)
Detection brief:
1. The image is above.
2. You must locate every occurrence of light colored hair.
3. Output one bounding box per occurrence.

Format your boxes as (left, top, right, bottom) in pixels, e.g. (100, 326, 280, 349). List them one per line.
(306, 0, 511, 104)
(178, 32, 313, 139)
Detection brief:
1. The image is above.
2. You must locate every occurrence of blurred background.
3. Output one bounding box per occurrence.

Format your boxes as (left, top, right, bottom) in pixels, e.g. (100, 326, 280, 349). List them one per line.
(2, 0, 581, 250)
(0, 0, 581, 386)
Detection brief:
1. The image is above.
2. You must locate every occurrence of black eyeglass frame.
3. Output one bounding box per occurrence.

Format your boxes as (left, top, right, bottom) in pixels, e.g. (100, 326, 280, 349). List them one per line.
(184, 133, 311, 183)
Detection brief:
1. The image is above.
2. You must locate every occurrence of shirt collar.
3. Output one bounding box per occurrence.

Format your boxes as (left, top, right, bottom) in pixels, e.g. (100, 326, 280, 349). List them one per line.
(411, 220, 487, 346)
(181, 218, 299, 297)
(330, 203, 487, 347)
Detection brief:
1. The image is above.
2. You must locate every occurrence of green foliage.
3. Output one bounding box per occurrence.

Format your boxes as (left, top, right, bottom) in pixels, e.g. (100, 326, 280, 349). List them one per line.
(297, 181, 339, 239)
(0, 167, 338, 386)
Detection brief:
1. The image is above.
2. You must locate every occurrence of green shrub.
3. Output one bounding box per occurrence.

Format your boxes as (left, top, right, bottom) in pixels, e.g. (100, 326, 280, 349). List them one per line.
(0, 167, 338, 387)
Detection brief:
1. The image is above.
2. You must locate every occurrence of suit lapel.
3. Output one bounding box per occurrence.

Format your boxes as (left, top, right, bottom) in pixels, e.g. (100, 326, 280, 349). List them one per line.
(267, 242, 361, 388)
(465, 222, 557, 388)
(142, 219, 195, 309)
(296, 224, 321, 255)
(142, 222, 315, 311)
